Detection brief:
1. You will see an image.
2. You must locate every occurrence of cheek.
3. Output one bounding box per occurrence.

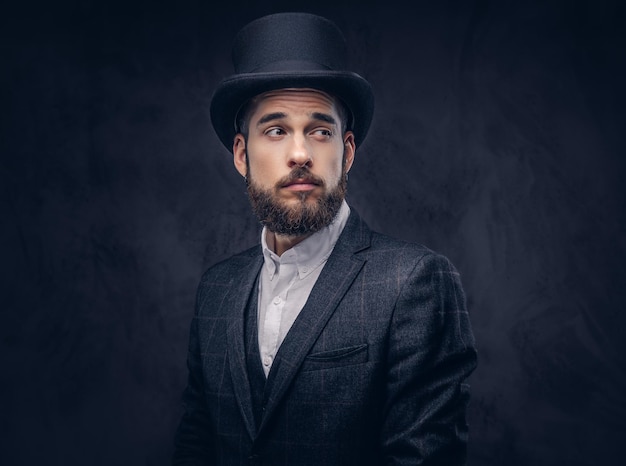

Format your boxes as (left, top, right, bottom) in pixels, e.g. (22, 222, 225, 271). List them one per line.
(248, 156, 282, 186)
(331, 161, 344, 179)
(246, 141, 283, 175)
(328, 151, 347, 178)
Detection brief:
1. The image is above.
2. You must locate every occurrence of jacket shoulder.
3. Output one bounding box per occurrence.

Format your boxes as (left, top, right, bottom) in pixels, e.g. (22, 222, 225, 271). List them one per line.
(369, 229, 452, 263)
(343, 208, 460, 276)
(196, 244, 261, 288)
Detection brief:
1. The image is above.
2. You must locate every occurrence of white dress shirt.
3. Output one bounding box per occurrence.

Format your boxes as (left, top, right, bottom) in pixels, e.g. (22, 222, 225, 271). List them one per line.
(257, 200, 350, 376)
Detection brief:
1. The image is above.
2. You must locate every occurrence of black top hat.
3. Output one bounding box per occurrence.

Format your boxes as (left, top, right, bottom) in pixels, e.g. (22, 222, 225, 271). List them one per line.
(209, 12, 375, 152)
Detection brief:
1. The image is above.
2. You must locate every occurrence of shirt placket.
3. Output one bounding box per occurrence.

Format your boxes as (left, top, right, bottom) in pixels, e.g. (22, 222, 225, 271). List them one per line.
(260, 258, 297, 373)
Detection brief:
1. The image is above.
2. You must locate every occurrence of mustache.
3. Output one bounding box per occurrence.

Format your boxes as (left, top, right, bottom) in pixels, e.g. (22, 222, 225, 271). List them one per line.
(275, 167, 325, 189)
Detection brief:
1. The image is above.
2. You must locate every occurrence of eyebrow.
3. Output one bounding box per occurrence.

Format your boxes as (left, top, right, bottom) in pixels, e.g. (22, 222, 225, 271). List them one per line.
(311, 112, 337, 126)
(255, 111, 338, 127)
(256, 112, 286, 127)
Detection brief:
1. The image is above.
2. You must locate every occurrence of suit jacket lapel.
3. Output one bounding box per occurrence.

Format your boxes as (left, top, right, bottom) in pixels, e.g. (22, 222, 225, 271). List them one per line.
(258, 210, 371, 435)
(225, 250, 264, 441)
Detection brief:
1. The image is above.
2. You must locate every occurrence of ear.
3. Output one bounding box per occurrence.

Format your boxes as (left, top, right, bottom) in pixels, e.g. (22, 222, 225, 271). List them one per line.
(343, 131, 356, 173)
(233, 134, 247, 178)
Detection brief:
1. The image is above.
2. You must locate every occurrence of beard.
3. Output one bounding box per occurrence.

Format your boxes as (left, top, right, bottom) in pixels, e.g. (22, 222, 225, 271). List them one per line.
(246, 165, 347, 237)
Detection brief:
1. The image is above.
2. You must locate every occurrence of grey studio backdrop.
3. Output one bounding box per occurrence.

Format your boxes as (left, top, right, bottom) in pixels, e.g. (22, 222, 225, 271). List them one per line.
(2, 1, 625, 465)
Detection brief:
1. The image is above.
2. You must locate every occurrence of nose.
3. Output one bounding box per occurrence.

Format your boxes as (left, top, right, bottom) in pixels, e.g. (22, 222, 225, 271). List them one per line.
(287, 135, 312, 168)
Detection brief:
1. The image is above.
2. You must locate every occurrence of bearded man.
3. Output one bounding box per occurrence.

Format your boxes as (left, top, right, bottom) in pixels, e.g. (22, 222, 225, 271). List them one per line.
(173, 12, 477, 466)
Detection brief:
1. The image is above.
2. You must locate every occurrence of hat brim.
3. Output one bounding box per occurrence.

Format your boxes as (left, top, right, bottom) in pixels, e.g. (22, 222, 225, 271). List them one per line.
(209, 70, 374, 152)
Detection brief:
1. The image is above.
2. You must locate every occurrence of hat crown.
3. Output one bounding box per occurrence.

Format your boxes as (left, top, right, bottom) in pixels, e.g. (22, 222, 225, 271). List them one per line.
(232, 12, 348, 74)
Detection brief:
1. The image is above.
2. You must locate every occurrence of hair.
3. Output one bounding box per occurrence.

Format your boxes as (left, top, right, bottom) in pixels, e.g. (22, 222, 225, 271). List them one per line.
(235, 90, 351, 140)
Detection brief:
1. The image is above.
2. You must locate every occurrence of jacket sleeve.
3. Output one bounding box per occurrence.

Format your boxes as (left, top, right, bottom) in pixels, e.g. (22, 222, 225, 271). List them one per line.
(381, 252, 478, 465)
(172, 281, 215, 465)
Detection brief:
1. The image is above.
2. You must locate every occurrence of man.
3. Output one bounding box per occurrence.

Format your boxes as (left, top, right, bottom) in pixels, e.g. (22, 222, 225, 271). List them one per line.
(173, 12, 477, 466)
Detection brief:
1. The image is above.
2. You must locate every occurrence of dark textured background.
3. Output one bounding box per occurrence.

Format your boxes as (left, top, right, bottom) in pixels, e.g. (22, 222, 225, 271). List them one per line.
(2, 0, 625, 465)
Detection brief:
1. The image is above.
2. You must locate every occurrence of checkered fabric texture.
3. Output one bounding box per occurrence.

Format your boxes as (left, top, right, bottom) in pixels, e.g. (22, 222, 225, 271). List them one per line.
(173, 209, 477, 466)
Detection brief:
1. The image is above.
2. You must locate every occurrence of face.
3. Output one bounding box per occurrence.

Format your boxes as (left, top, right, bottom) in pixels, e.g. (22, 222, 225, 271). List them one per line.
(233, 89, 356, 236)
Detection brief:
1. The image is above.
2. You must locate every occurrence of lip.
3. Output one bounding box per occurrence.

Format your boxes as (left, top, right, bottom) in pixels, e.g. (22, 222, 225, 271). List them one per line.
(281, 178, 320, 191)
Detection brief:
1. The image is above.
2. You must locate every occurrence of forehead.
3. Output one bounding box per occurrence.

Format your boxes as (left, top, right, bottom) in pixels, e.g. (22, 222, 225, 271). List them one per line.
(248, 88, 340, 120)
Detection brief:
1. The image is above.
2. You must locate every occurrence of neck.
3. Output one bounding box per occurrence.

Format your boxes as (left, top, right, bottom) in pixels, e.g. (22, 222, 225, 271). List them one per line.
(266, 230, 312, 256)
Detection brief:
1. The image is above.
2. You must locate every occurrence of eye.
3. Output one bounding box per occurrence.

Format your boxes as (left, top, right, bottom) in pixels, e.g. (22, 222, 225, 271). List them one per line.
(265, 127, 285, 137)
(311, 128, 333, 139)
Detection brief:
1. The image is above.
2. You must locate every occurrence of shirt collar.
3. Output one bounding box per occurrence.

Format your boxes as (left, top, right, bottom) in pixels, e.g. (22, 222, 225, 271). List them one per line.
(261, 200, 350, 280)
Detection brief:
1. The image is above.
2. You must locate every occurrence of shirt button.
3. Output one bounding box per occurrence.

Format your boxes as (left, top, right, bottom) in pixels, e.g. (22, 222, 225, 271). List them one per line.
(263, 356, 272, 366)
(273, 296, 281, 305)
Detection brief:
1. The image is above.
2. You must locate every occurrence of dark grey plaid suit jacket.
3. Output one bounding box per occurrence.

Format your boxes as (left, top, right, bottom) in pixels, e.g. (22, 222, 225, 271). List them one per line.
(173, 209, 477, 465)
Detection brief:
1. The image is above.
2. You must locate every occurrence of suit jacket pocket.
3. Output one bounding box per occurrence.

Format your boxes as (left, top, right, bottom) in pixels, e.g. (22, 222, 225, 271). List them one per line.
(301, 344, 368, 372)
